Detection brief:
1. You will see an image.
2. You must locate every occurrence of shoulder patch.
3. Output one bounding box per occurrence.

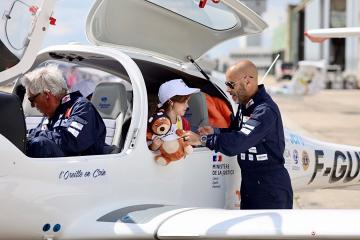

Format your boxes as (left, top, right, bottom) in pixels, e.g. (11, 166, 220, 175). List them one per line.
(72, 116, 88, 125)
(61, 94, 71, 104)
(67, 127, 79, 138)
(245, 119, 260, 128)
(240, 128, 251, 135)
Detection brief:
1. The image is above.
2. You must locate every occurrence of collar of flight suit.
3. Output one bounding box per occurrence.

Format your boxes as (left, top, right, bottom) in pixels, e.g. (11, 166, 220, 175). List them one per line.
(243, 84, 267, 111)
(50, 91, 83, 122)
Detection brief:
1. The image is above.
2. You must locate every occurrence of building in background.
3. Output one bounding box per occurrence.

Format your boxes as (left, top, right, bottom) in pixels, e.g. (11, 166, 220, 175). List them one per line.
(285, 0, 359, 87)
(227, 48, 273, 75)
(214, 0, 272, 75)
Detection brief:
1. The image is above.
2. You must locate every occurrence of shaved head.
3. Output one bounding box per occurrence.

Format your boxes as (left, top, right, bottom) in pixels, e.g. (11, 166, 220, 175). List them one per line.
(225, 60, 259, 104)
(226, 60, 258, 85)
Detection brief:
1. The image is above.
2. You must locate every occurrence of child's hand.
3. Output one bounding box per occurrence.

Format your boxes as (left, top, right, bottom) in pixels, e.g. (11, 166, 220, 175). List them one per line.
(180, 131, 191, 141)
(150, 136, 163, 151)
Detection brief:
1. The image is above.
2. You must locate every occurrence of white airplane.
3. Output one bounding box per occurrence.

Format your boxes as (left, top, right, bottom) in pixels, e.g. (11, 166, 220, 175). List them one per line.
(270, 27, 360, 96)
(1, 0, 360, 239)
(268, 59, 327, 96)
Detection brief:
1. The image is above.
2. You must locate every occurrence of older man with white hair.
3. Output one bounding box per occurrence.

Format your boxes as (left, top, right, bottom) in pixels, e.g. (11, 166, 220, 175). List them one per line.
(23, 65, 106, 158)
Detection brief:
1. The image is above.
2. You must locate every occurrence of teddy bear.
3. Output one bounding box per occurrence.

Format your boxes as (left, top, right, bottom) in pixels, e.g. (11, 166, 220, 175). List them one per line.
(147, 111, 193, 166)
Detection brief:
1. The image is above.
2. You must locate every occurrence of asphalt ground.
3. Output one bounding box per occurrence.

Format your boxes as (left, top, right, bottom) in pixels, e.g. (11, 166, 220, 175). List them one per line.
(272, 89, 360, 208)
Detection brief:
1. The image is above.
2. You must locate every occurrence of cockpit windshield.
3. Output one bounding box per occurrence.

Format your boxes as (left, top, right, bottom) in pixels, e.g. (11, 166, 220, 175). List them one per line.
(0, 0, 42, 72)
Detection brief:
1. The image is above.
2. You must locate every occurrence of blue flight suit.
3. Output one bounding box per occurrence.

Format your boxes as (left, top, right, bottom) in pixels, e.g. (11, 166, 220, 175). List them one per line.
(27, 91, 106, 158)
(206, 85, 293, 209)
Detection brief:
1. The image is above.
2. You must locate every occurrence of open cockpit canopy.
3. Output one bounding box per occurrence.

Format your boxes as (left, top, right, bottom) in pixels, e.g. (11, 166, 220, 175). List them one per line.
(0, 0, 55, 83)
(86, 0, 267, 64)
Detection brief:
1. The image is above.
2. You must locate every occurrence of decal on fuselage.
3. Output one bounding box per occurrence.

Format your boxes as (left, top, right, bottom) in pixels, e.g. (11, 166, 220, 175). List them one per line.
(302, 150, 310, 170)
(308, 150, 360, 184)
(212, 152, 235, 188)
(285, 148, 310, 172)
(292, 149, 300, 171)
(284, 149, 291, 163)
(289, 133, 304, 146)
(58, 168, 106, 181)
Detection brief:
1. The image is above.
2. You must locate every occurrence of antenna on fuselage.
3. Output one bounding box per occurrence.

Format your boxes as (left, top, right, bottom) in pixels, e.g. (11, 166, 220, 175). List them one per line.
(260, 53, 280, 85)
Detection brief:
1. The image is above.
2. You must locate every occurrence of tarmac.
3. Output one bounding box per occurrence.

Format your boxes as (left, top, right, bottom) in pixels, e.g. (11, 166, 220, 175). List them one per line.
(272, 89, 360, 209)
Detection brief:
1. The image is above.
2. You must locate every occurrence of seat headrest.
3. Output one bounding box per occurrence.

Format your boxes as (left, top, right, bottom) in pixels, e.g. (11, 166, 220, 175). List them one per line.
(185, 91, 208, 131)
(0, 92, 26, 153)
(91, 82, 128, 119)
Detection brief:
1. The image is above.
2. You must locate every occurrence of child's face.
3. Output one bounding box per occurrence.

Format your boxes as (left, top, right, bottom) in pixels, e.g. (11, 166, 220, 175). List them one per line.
(172, 98, 189, 116)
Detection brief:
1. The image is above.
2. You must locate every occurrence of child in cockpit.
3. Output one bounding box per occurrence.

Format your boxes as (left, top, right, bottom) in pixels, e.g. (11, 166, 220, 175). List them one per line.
(147, 79, 199, 151)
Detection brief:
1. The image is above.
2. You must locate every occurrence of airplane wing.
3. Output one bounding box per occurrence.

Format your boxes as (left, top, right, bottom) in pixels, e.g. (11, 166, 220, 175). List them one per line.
(157, 208, 360, 239)
(305, 27, 360, 42)
(58, 206, 360, 239)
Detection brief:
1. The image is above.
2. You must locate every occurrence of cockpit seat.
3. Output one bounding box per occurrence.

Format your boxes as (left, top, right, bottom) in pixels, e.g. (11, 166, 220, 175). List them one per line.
(0, 92, 26, 153)
(91, 81, 128, 148)
(185, 91, 208, 131)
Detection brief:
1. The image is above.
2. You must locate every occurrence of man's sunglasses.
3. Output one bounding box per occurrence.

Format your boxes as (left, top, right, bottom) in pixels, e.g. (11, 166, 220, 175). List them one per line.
(225, 75, 254, 89)
(225, 81, 238, 89)
(28, 92, 41, 103)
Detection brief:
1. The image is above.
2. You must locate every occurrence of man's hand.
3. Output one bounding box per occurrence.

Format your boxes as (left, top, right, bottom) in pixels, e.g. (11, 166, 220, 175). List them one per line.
(197, 126, 214, 135)
(187, 131, 201, 146)
(180, 131, 199, 145)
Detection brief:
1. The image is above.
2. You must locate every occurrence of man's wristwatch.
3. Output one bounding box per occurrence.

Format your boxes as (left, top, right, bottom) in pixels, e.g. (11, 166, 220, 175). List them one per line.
(200, 135, 208, 147)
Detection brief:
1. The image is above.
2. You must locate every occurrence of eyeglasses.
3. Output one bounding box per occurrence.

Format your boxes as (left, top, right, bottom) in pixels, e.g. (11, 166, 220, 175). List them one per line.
(225, 81, 238, 89)
(28, 92, 41, 103)
(225, 75, 254, 89)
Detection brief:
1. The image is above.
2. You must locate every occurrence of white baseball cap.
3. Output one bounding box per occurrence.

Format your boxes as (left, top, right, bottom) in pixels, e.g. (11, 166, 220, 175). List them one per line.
(158, 79, 200, 107)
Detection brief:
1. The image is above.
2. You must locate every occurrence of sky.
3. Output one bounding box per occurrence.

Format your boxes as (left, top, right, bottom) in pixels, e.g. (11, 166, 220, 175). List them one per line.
(43, 0, 94, 46)
(43, 0, 300, 59)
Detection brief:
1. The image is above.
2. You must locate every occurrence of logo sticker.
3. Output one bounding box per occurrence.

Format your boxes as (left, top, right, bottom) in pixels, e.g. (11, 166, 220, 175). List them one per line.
(212, 153, 222, 162)
(248, 147, 257, 153)
(256, 154, 268, 161)
(61, 94, 71, 104)
(284, 149, 291, 159)
(302, 150, 310, 171)
(293, 149, 299, 165)
(99, 96, 111, 109)
(284, 149, 291, 166)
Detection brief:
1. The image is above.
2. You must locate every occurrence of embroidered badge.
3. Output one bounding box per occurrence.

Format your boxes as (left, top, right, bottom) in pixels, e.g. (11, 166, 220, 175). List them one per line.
(256, 154, 268, 161)
(61, 94, 71, 104)
(67, 127, 79, 137)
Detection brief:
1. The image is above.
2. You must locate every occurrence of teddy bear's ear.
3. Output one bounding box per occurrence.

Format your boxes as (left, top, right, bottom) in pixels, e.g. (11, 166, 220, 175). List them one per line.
(157, 111, 164, 116)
